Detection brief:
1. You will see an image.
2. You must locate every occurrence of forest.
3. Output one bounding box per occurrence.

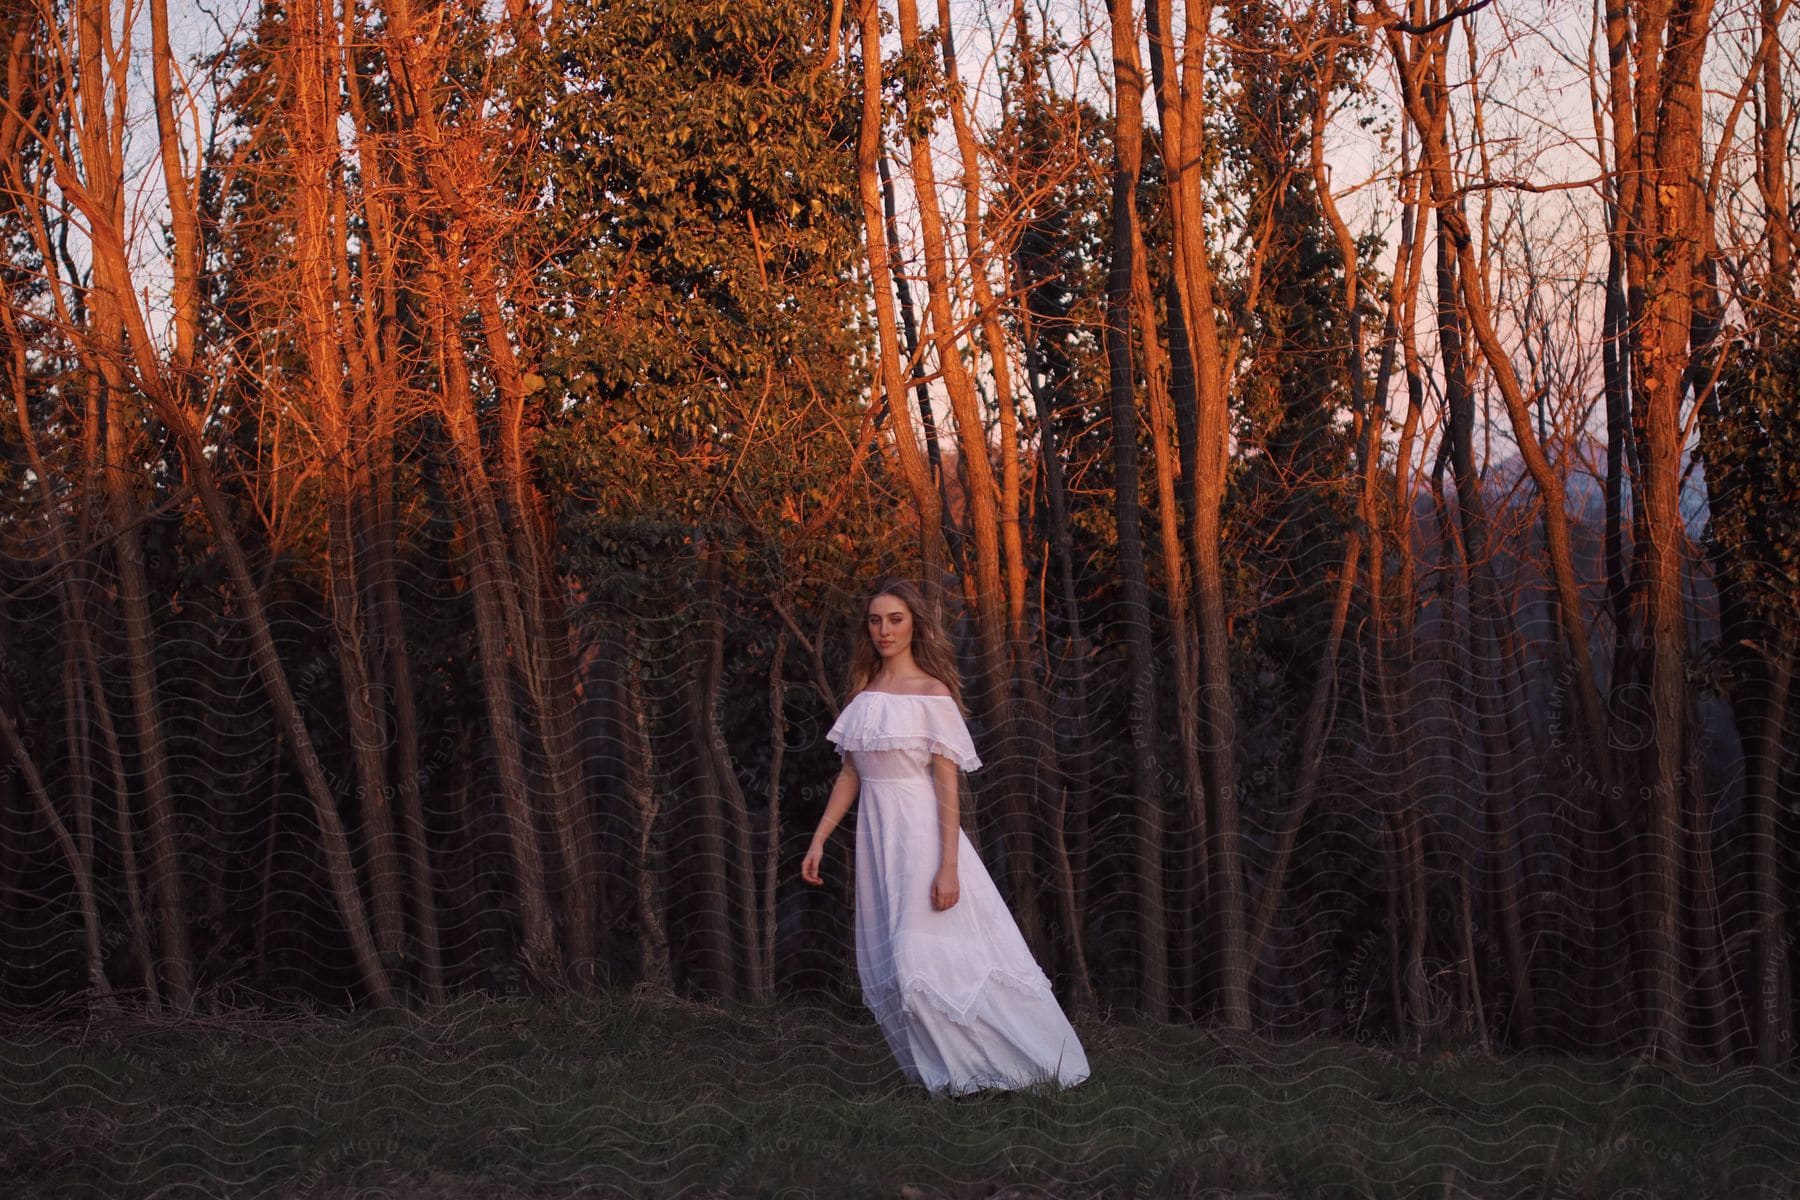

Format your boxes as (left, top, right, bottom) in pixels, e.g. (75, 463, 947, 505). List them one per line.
(1, 0, 1795, 1075)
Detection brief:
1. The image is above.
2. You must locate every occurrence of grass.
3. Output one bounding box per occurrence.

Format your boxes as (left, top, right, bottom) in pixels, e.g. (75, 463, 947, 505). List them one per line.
(2, 985, 1797, 1199)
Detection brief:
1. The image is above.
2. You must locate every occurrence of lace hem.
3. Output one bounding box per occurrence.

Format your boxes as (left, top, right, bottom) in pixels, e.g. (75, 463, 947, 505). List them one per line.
(832, 732, 982, 772)
(864, 964, 1055, 1029)
(826, 693, 982, 771)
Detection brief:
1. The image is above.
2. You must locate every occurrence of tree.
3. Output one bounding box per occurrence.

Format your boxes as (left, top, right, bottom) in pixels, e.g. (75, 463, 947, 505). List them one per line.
(536, 0, 868, 1000)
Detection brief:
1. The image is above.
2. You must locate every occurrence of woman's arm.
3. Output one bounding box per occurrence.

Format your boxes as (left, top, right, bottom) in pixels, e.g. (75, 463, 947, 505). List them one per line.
(929, 754, 961, 910)
(931, 754, 959, 868)
(810, 762, 860, 846)
(802, 761, 859, 886)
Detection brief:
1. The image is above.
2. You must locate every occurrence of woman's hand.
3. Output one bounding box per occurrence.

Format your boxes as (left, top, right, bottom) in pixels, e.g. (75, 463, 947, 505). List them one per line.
(930, 862, 960, 910)
(801, 841, 825, 885)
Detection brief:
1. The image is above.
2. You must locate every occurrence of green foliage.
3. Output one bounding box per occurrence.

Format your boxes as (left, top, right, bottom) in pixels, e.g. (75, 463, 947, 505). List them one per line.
(1700, 323, 1800, 662)
(1209, 1, 1374, 831)
(532, 0, 871, 603)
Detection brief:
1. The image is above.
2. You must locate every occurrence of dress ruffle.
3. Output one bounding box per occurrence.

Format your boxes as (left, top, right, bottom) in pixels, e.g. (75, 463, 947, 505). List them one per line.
(864, 963, 1057, 1030)
(825, 692, 982, 772)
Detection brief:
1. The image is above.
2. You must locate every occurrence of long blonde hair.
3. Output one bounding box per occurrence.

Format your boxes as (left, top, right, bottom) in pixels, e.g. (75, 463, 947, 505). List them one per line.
(844, 577, 969, 716)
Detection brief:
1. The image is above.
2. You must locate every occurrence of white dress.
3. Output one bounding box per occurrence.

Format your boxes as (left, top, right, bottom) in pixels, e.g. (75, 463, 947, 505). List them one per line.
(825, 690, 1092, 1097)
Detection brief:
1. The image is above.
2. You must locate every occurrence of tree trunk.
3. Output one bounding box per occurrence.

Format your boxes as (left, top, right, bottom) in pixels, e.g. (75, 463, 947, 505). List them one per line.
(893, 0, 1039, 959)
(853, 0, 947, 575)
(1618, 0, 1716, 1062)
(0, 695, 113, 1008)
(344, 0, 444, 1002)
(764, 632, 790, 990)
(621, 624, 673, 992)
(699, 539, 766, 998)
(1105, 0, 1170, 1022)
(290, 0, 406, 968)
(1145, 0, 1251, 1031)
(679, 551, 738, 1000)
(1013, 208, 1101, 1022)
(1, 285, 116, 1012)
(425, 259, 563, 990)
(877, 151, 955, 535)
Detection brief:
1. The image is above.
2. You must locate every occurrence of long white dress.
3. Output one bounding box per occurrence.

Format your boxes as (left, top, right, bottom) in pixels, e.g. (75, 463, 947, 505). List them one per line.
(825, 690, 1092, 1097)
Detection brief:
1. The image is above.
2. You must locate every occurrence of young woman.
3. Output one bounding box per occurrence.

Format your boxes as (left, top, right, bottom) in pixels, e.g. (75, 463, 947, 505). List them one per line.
(801, 577, 1091, 1097)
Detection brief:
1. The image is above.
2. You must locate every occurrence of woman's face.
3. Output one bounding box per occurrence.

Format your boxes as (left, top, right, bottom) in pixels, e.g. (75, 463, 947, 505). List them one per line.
(867, 595, 912, 661)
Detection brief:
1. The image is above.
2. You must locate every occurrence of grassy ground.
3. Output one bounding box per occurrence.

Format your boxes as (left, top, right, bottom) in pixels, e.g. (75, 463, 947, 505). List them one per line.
(2, 986, 1797, 1199)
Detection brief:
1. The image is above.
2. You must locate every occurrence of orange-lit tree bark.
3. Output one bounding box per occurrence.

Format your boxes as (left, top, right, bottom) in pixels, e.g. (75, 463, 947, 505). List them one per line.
(936, 0, 1087, 993)
(419, 244, 564, 988)
(1231, 4, 1382, 1036)
(878, 151, 955, 539)
(375, 0, 583, 987)
(934, 0, 1028, 659)
(286, 0, 406, 969)
(341, 0, 446, 1001)
(890, 0, 1044, 958)
(1143, 0, 1251, 1031)
(1103, 0, 1172, 1021)
(937, 4, 1091, 987)
(0, 27, 119, 1011)
(1002, 10, 1102, 1017)
(1374, 0, 1685, 1048)
(1594, 0, 1716, 1060)
(854, 0, 946, 582)
(1314, 16, 1432, 1041)
(41, 0, 398, 1007)
(66, 0, 197, 1011)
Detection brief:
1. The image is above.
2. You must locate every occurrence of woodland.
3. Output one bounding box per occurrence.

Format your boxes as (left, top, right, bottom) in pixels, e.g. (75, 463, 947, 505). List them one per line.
(0, 0, 1796, 1075)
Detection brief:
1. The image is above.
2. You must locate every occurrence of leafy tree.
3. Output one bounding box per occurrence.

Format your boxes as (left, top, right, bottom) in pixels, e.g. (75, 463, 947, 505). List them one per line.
(1215, 2, 1366, 714)
(533, 0, 871, 604)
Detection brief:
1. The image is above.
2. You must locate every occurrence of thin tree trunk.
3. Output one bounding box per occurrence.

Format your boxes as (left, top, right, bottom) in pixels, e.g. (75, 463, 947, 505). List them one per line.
(677, 543, 738, 1000)
(86, 643, 158, 1008)
(0, 693, 113, 1007)
(699, 539, 765, 998)
(764, 632, 789, 990)
(378, 0, 596, 985)
(1129, 126, 1206, 1022)
(853, 0, 947, 576)
(1618, 0, 1715, 1061)
(877, 152, 957, 557)
(1247, 536, 1357, 974)
(893, 0, 1038, 958)
(343, 0, 443, 1002)
(1308, 46, 1430, 1048)
(1013, 220, 1100, 1022)
(1105, 0, 1170, 1022)
(424, 252, 563, 989)
(55, 0, 399, 1010)
(1437, 218, 1539, 1047)
(936, 0, 1028, 661)
(66, 0, 196, 1012)
(1757, 0, 1793, 286)
(1145, 0, 1251, 1031)
(290, 0, 406, 967)
(1749, 638, 1794, 1063)
(1, 280, 116, 1012)
(621, 624, 673, 993)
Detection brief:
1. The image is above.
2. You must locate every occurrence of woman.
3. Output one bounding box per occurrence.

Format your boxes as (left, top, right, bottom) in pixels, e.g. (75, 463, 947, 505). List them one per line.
(801, 577, 1091, 1097)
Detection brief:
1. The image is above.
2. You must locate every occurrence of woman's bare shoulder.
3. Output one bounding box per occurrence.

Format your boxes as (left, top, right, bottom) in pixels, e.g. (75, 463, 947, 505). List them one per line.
(869, 675, 954, 697)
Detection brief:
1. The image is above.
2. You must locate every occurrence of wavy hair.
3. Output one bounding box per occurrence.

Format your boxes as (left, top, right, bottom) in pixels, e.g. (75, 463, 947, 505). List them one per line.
(844, 577, 968, 716)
